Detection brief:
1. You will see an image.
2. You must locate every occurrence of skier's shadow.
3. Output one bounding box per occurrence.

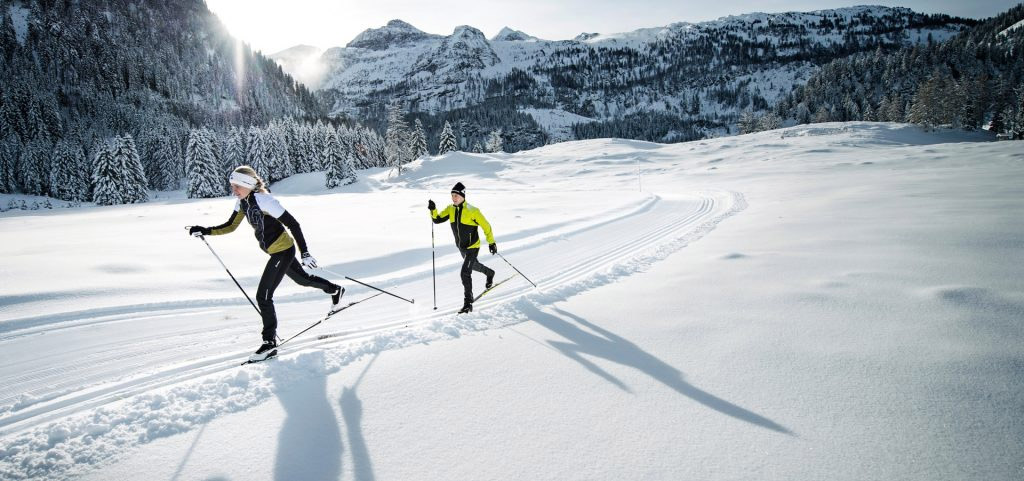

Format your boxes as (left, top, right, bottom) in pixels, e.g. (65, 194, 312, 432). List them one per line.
(340, 353, 379, 481)
(271, 359, 343, 481)
(520, 303, 792, 434)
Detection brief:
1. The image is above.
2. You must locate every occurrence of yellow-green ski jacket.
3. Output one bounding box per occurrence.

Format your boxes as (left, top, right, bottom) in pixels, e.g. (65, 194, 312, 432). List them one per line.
(431, 202, 494, 250)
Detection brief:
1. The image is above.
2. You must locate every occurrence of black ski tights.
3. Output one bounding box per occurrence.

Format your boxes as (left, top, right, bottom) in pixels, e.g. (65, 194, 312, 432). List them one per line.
(459, 247, 494, 303)
(256, 246, 338, 342)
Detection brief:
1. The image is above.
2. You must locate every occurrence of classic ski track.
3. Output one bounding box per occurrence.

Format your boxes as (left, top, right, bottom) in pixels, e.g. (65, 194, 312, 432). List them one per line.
(0, 190, 738, 438)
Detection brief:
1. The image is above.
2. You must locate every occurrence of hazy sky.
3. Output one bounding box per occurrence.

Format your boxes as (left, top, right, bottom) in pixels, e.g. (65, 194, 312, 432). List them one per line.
(204, 0, 1018, 54)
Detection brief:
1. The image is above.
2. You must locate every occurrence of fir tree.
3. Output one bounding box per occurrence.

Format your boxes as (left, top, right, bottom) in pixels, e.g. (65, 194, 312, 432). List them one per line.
(91, 140, 122, 205)
(324, 131, 349, 188)
(410, 119, 428, 159)
(18, 137, 51, 195)
(247, 126, 270, 182)
(385, 101, 410, 175)
(0, 135, 18, 193)
(49, 140, 87, 201)
(225, 127, 246, 177)
(114, 135, 149, 203)
(267, 122, 293, 182)
(185, 129, 222, 199)
(486, 129, 504, 153)
(153, 130, 181, 190)
(438, 120, 458, 154)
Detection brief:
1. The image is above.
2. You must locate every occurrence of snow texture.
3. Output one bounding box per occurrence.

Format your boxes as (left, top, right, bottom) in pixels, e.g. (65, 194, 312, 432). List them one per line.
(1, 123, 1022, 481)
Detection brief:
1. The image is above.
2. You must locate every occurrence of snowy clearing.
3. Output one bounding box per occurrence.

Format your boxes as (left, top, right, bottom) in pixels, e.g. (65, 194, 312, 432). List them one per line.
(1, 123, 1022, 481)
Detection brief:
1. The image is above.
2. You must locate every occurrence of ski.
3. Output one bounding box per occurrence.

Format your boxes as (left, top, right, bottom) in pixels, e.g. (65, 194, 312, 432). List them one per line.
(473, 275, 517, 302)
(239, 292, 384, 366)
(237, 350, 274, 364)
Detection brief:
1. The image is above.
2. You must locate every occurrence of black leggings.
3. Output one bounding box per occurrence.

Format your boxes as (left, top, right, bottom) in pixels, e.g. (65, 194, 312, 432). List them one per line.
(256, 245, 337, 342)
(459, 247, 494, 303)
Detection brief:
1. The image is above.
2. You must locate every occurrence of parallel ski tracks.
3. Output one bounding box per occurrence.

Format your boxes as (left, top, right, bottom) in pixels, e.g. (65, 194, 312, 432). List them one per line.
(0, 191, 738, 438)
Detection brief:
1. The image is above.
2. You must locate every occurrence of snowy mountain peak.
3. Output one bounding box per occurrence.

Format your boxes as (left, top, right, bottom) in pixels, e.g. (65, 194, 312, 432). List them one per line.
(574, 32, 600, 41)
(492, 27, 539, 42)
(346, 19, 441, 50)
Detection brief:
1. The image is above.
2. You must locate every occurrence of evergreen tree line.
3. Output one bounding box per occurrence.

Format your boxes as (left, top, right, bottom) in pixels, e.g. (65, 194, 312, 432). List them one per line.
(0, 0, 400, 203)
(774, 4, 1024, 137)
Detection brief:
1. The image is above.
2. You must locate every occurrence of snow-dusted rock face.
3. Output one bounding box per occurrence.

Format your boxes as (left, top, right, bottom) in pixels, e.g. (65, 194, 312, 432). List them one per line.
(492, 27, 539, 42)
(272, 7, 972, 144)
(346, 19, 442, 50)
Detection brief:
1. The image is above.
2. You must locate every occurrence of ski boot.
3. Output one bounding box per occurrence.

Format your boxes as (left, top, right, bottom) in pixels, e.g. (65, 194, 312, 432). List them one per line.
(249, 340, 278, 362)
(330, 286, 345, 311)
(458, 301, 473, 314)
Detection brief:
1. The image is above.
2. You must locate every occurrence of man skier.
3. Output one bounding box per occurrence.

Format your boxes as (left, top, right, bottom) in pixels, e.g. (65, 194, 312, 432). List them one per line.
(428, 182, 497, 313)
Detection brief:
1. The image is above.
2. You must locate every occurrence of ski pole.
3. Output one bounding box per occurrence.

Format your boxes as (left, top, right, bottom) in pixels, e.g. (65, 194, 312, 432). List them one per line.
(188, 227, 261, 315)
(277, 292, 384, 347)
(431, 220, 437, 310)
(497, 252, 537, 288)
(316, 266, 416, 304)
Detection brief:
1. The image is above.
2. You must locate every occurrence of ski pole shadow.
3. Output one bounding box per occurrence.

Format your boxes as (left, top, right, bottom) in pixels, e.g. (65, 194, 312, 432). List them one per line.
(271, 357, 343, 481)
(520, 302, 792, 435)
(340, 353, 379, 481)
(170, 423, 207, 481)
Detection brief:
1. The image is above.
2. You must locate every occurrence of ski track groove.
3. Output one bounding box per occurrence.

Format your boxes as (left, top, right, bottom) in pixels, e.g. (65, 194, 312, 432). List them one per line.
(0, 191, 736, 440)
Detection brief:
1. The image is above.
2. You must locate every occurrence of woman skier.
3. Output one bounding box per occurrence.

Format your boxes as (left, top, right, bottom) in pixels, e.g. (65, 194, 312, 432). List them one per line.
(428, 181, 497, 313)
(189, 166, 343, 362)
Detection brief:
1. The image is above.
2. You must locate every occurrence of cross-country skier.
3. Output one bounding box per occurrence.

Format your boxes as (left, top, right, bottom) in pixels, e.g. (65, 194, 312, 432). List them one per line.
(428, 182, 497, 313)
(188, 166, 344, 362)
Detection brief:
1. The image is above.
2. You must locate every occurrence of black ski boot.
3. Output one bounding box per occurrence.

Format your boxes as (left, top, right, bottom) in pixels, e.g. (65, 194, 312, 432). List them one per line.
(485, 272, 495, 290)
(249, 340, 277, 362)
(458, 301, 473, 314)
(330, 286, 345, 311)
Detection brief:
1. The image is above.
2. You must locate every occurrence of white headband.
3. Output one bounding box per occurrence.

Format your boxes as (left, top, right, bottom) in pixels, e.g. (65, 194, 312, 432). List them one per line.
(229, 172, 258, 189)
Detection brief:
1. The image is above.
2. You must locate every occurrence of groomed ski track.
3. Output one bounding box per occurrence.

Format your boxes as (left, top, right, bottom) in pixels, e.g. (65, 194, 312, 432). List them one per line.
(0, 190, 743, 457)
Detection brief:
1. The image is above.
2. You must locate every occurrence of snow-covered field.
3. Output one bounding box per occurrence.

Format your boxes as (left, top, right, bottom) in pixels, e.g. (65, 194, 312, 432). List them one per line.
(1, 123, 1022, 480)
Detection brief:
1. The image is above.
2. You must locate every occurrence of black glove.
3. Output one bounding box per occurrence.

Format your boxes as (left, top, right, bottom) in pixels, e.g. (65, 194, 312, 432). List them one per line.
(427, 199, 436, 211)
(189, 225, 211, 237)
(489, 243, 497, 255)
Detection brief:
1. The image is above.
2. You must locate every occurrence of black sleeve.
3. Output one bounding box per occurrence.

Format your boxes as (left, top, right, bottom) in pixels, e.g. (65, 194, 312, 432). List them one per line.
(278, 210, 309, 255)
(432, 213, 449, 224)
(208, 210, 242, 235)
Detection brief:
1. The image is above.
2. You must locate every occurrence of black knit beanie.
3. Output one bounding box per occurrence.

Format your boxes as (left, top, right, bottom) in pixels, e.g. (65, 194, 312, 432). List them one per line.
(451, 182, 466, 198)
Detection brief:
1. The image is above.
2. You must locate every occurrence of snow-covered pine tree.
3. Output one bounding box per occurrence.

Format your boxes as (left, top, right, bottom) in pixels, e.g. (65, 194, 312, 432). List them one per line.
(410, 119, 428, 159)
(294, 123, 315, 173)
(49, 140, 87, 201)
(0, 134, 18, 193)
(342, 152, 357, 185)
(438, 120, 458, 154)
(114, 135, 149, 203)
(247, 126, 270, 181)
(758, 112, 782, 131)
(385, 101, 410, 175)
(324, 131, 346, 188)
(153, 129, 182, 190)
(485, 129, 503, 153)
(738, 110, 759, 134)
(18, 137, 51, 195)
(185, 129, 222, 199)
(267, 122, 293, 182)
(91, 139, 122, 205)
(224, 126, 246, 177)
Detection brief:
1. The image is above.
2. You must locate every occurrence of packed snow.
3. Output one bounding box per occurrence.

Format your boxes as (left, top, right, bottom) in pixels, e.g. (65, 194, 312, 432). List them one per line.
(1, 123, 1022, 481)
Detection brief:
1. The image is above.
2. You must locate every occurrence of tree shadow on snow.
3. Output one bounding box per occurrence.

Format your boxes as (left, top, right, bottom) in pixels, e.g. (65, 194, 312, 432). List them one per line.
(340, 353, 379, 481)
(521, 303, 792, 435)
(272, 366, 343, 481)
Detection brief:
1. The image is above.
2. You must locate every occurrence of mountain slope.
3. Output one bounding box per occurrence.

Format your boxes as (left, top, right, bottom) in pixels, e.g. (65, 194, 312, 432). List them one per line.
(272, 6, 973, 149)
